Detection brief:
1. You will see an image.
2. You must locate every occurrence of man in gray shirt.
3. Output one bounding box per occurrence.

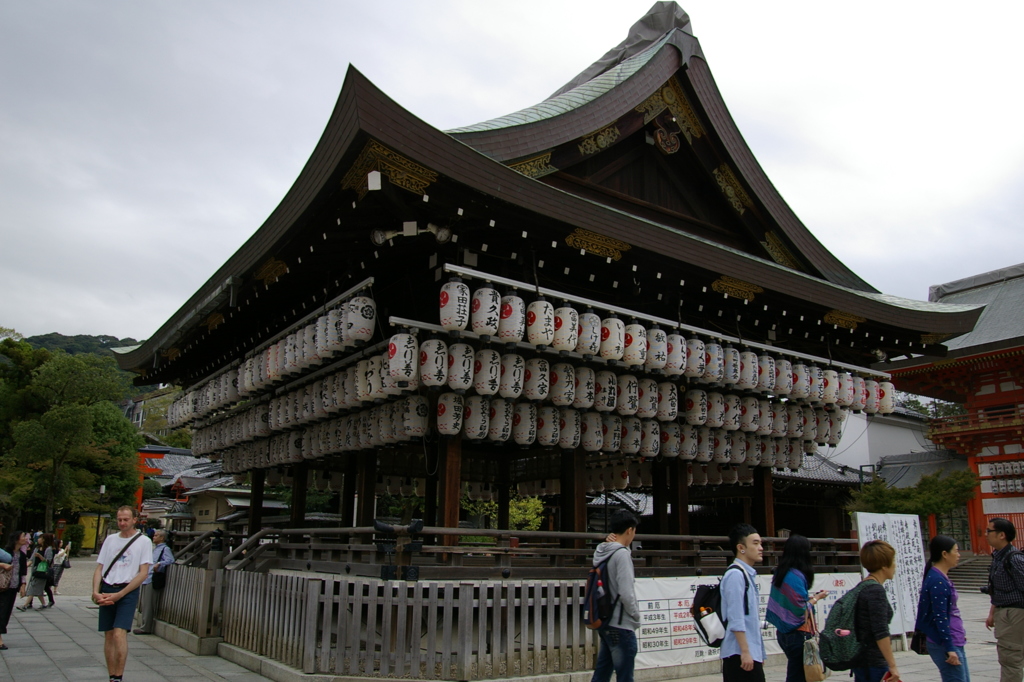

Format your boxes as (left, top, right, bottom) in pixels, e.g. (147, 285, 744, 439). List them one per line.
(591, 509, 640, 682)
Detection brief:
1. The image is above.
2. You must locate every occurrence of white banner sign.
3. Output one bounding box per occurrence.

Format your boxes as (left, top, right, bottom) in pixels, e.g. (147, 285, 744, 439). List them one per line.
(633, 572, 856, 669)
(853, 512, 925, 634)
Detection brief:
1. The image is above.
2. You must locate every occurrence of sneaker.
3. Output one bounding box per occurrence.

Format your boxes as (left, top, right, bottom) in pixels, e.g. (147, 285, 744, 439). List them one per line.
(15, 606, 29, 612)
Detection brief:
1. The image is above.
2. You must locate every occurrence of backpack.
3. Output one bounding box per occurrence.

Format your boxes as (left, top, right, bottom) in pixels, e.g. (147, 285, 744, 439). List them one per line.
(819, 579, 877, 671)
(584, 546, 626, 629)
(690, 564, 749, 648)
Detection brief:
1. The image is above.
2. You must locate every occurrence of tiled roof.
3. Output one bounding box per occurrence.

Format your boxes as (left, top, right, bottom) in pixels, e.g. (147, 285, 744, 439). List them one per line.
(773, 455, 864, 486)
(928, 263, 1024, 352)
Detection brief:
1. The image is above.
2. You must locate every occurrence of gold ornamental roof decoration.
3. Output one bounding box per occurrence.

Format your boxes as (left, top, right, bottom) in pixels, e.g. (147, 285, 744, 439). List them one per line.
(508, 153, 559, 179)
(204, 313, 225, 332)
(823, 310, 867, 330)
(920, 332, 955, 345)
(635, 77, 705, 145)
(341, 140, 438, 198)
(711, 276, 763, 302)
(564, 229, 632, 261)
(255, 257, 289, 286)
(578, 125, 621, 156)
(712, 164, 753, 216)
(161, 347, 180, 361)
(760, 231, 803, 271)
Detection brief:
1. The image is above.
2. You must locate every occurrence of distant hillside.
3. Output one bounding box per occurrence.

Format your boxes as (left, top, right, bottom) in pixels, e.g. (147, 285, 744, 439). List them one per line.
(24, 333, 143, 356)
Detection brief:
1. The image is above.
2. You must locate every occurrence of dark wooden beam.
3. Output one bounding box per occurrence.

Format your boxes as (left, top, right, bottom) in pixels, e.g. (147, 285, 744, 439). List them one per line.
(437, 436, 463, 546)
(340, 456, 358, 526)
(289, 462, 308, 527)
(356, 452, 377, 526)
(560, 449, 586, 548)
(248, 467, 265, 536)
(497, 450, 511, 530)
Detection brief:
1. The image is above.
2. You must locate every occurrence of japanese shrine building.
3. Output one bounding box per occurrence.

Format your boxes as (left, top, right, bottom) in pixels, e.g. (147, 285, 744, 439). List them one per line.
(114, 2, 982, 547)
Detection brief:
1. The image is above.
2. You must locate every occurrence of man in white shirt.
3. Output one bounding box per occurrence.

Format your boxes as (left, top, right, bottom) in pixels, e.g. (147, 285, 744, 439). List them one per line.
(92, 506, 153, 682)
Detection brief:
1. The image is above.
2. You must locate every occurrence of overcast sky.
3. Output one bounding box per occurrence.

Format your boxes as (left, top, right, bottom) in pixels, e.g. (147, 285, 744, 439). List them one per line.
(3, 1, 1023, 341)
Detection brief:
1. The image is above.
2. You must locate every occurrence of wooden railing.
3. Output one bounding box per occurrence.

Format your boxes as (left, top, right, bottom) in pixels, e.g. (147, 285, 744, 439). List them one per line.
(929, 405, 1024, 438)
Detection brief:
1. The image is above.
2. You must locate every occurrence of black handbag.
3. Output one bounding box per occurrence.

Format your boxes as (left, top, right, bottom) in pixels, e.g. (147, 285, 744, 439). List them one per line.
(152, 570, 167, 591)
(910, 630, 929, 655)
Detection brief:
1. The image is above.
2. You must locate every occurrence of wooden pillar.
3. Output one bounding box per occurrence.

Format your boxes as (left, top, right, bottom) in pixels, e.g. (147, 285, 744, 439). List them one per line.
(340, 457, 358, 527)
(355, 451, 377, 527)
(668, 459, 690, 539)
(424, 474, 438, 531)
(751, 468, 775, 537)
(248, 468, 265, 536)
(437, 437, 463, 546)
(497, 451, 511, 530)
(289, 462, 308, 527)
(652, 458, 669, 547)
(560, 449, 586, 548)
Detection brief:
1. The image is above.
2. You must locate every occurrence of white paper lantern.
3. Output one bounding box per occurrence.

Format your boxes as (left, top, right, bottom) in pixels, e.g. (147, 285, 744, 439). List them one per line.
(788, 451, 803, 471)
(404, 395, 429, 437)
(808, 365, 825, 404)
(389, 333, 419, 384)
(612, 462, 631, 490)
(552, 306, 579, 352)
(575, 311, 601, 356)
(680, 425, 698, 460)
(745, 435, 761, 466)
(473, 349, 501, 396)
(827, 408, 848, 445)
(470, 286, 501, 337)
(707, 464, 723, 486)
(851, 376, 867, 411)
(645, 327, 667, 372)
(722, 394, 741, 431)
(601, 414, 622, 452)
(347, 295, 376, 345)
(581, 411, 604, 451)
(512, 402, 537, 445)
(549, 362, 576, 406)
(325, 308, 345, 354)
(692, 464, 708, 486)
(498, 293, 526, 343)
(488, 398, 513, 442)
(572, 367, 596, 409)
(656, 382, 678, 421)
(526, 298, 555, 348)
(758, 438, 773, 468)
(558, 408, 581, 450)
(739, 396, 759, 432)
(756, 355, 776, 393)
(661, 421, 681, 458)
(864, 380, 880, 414)
(786, 403, 804, 438)
(344, 366, 360, 409)
(773, 439, 789, 468)
(802, 406, 817, 442)
(721, 465, 739, 486)
(774, 358, 793, 396)
(523, 358, 551, 401)
(878, 382, 895, 414)
(822, 370, 839, 405)
(419, 339, 448, 387)
(729, 432, 746, 464)
(600, 317, 625, 361)
(640, 420, 661, 456)
(767, 401, 784, 437)
(368, 354, 387, 400)
(498, 353, 525, 399)
(615, 374, 639, 416)
(706, 392, 725, 428)
(738, 351, 758, 390)
(436, 393, 464, 436)
(665, 333, 686, 376)
(356, 359, 373, 403)
(722, 347, 740, 385)
(463, 396, 489, 440)
(594, 370, 618, 412)
(696, 427, 712, 462)
(632, 378, 655, 419)
(622, 323, 647, 367)
(703, 343, 724, 382)
(447, 343, 474, 392)
(439, 279, 470, 332)
(536, 406, 560, 447)
(620, 417, 641, 455)
(684, 389, 708, 425)
(837, 372, 855, 407)
(791, 364, 810, 400)
(712, 430, 730, 463)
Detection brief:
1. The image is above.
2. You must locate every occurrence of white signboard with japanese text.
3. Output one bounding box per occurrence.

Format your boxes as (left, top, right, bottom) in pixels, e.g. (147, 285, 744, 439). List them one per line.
(853, 512, 925, 635)
(633, 572, 856, 669)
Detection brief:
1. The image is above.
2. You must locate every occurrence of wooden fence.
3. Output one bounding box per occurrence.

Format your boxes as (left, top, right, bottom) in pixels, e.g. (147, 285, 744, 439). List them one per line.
(158, 564, 221, 638)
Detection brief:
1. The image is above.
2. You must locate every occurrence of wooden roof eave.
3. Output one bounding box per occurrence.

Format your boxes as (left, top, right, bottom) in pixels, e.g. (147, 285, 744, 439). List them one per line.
(116, 66, 983, 377)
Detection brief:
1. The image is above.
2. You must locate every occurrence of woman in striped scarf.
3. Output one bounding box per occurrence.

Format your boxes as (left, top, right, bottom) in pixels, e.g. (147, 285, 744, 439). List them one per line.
(766, 534, 828, 682)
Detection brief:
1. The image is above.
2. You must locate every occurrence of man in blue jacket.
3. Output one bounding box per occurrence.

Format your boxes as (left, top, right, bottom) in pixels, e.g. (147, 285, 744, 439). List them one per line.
(591, 509, 640, 682)
(720, 523, 765, 681)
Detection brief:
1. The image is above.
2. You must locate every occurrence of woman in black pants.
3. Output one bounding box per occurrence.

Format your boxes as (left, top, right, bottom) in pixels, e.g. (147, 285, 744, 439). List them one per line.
(0, 530, 30, 649)
(17, 533, 55, 610)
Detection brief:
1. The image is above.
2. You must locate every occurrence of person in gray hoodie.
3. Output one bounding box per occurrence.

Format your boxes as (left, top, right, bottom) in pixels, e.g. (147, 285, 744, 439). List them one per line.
(591, 509, 640, 682)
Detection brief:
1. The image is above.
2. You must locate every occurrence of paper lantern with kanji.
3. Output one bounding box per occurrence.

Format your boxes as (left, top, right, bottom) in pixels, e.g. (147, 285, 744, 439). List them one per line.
(864, 380, 880, 414)
(791, 364, 809, 399)
(640, 419, 661, 456)
(600, 317, 625, 361)
(704, 342, 724, 382)
(620, 417, 641, 454)
(822, 370, 839, 405)
(558, 408, 581, 450)
(581, 411, 604, 452)
(737, 351, 757, 390)
(463, 396, 490, 440)
(594, 370, 617, 412)
(827, 409, 847, 446)
(661, 421, 681, 458)
(576, 310, 601, 356)
(549, 363, 575, 406)
(512, 402, 537, 445)
(695, 427, 712, 462)
(851, 375, 867, 411)
(680, 425, 698, 460)
(684, 389, 708, 425)
(536, 406, 560, 447)
(436, 393, 464, 436)
(447, 343, 474, 392)
(739, 396, 759, 432)
(439, 280, 470, 332)
(615, 374, 639, 416)
(473, 349, 501, 396)
(712, 429, 731, 463)
(523, 358, 551, 401)
(622, 323, 647, 367)
(497, 293, 526, 343)
(637, 378, 658, 419)
(498, 353, 525, 399)
(745, 435, 761, 465)
(706, 392, 725, 428)
(347, 295, 376, 344)
(552, 305, 579, 352)
(756, 354, 775, 393)
(665, 333, 686, 376)
(774, 358, 793, 395)
(601, 414, 622, 452)
(573, 366, 596, 409)
(367, 354, 387, 400)
(878, 381, 895, 414)
(645, 327, 667, 372)
(723, 346, 741, 385)
(808, 365, 825, 404)
(404, 395, 429, 437)
(837, 372, 855, 407)
(471, 286, 501, 337)
(488, 398, 513, 442)
(419, 339, 448, 387)
(785, 403, 803, 438)
(527, 298, 555, 348)
(683, 337, 706, 378)
(389, 333, 419, 384)
(656, 382, 678, 421)
(722, 394, 741, 431)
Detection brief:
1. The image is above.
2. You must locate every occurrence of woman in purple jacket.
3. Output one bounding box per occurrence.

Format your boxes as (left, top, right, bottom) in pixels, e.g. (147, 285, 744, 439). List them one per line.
(915, 535, 970, 682)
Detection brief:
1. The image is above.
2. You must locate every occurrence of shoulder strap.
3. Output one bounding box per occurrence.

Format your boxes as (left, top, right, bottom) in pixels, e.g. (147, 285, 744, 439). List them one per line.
(724, 563, 750, 615)
(102, 533, 142, 582)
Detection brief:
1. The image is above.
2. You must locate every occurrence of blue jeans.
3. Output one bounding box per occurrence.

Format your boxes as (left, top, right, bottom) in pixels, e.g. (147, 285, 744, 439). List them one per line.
(928, 643, 971, 682)
(591, 625, 637, 682)
(776, 630, 811, 682)
(852, 665, 889, 682)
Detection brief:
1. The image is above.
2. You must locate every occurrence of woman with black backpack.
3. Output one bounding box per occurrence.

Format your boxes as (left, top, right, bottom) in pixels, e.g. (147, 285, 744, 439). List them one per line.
(766, 534, 828, 682)
(915, 535, 970, 681)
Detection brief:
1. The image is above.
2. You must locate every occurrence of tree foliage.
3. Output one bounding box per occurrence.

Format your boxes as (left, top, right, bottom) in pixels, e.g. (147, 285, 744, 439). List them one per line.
(461, 493, 545, 531)
(847, 470, 979, 518)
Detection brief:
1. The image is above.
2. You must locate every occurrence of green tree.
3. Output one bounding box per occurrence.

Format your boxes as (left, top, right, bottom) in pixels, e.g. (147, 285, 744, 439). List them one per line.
(846, 470, 979, 518)
(142, 479, 163, 499)
(461, 492, 544, 531)
(0, 328, 22, 342)
(162, 429, 192, 449)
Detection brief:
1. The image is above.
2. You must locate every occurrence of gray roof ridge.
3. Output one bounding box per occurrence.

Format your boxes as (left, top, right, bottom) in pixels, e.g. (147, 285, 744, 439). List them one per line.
(929, 261, 1024, 301)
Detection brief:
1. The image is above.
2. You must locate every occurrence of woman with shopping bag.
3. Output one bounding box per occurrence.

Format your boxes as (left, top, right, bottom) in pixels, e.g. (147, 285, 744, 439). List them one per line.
(767, 534, 828, 682)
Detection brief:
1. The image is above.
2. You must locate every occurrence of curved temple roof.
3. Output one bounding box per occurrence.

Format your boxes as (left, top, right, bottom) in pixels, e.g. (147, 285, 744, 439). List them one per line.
(115, 3, 982, 381)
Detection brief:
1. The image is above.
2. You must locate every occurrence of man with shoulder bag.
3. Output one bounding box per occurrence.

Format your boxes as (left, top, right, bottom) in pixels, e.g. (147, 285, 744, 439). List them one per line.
(134, 529, 174, 635)
(986, 517, 1024, 682)
(93, 506, 153, 682)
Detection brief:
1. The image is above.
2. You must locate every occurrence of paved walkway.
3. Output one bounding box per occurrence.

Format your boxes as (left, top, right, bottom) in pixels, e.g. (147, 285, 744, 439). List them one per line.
(0, 596, 272, 682)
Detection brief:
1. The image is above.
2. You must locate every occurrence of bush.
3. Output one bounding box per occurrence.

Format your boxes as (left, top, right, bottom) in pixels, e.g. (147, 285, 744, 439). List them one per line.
(63, 523, 85, 556)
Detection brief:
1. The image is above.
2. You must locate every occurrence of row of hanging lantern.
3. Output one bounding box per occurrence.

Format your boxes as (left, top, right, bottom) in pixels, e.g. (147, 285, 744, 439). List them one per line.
(167, 291, 378, 428)
(376, 475, 428, 497)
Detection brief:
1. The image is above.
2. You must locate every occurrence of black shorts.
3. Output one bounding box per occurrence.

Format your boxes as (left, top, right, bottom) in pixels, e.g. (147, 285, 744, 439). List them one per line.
(722, 654, 765, 682)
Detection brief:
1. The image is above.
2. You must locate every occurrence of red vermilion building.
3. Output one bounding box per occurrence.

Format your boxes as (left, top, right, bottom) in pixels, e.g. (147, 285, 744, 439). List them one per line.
(887, 264, 1024, 553)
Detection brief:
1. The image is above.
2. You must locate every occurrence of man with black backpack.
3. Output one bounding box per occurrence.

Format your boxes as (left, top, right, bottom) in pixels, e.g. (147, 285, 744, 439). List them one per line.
(590, 509, 640, 682)
(720, 524, 765, 681)
(985, 517, 1024, 682)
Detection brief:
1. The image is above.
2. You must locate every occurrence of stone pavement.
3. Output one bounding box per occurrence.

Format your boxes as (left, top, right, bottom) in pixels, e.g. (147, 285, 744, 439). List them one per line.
(673, 590, 1002, 681)
(0, 595, 273, 682)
